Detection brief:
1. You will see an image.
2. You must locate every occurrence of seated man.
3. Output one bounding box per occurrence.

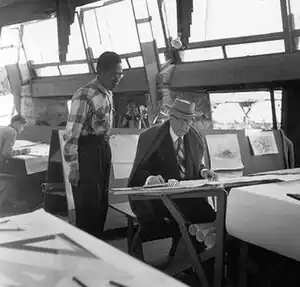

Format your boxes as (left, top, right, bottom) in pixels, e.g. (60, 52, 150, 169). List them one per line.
(0, 114, 30, 212)
(0, 114, 30, 163)
(128, 98, 216, 224)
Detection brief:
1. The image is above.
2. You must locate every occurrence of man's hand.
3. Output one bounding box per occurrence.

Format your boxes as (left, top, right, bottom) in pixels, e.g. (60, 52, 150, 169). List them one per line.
(200, 169, 217, 181)
(69, 166, 80, 187)
(20, 148, 31, 155)
(144, 175, 165, 186)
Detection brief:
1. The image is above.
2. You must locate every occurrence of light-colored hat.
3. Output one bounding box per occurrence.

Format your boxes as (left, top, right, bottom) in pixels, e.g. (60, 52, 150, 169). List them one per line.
(169, 98, 196, 120)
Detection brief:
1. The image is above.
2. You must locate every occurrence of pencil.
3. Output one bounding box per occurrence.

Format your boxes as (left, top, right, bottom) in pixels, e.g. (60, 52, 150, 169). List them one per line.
(72, 277, 87, 287)
(109, 280, 128, 287)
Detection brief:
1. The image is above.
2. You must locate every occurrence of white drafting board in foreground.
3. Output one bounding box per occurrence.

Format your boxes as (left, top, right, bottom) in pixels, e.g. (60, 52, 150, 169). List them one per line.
(247, 130, 279, 156)
(0, 209, 187, 287)
(226, 180, 300, 262)
(205, 133, 244, 170)
(58, 130, 76, 225)
(109, 134, 139, 179)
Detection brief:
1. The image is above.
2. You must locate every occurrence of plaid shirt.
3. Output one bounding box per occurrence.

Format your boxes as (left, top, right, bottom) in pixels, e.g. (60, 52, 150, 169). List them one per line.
(63, 78, 113, 169)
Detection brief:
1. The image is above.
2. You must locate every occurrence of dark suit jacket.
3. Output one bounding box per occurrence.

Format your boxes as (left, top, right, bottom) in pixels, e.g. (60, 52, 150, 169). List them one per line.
(128, 121, 207, 221)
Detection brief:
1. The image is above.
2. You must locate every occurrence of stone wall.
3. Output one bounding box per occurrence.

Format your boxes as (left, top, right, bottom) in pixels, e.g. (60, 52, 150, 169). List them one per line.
(20, 85, 68, 127)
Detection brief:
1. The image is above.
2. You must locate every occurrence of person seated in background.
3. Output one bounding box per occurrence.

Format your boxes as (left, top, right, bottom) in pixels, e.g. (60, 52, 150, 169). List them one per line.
(0, 114, 30, 213)
(0, 114, 30, 163)
(119, 100, 141, 129)
(128, 98, 217, 225)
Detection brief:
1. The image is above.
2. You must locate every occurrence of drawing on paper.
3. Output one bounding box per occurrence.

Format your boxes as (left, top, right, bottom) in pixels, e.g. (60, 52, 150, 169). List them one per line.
(248, 131, 278, 156)
(205, 134, 244, 171)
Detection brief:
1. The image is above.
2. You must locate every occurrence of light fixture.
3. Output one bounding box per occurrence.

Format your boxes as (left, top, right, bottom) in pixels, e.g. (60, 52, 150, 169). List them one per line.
(170, 35, 182, 50)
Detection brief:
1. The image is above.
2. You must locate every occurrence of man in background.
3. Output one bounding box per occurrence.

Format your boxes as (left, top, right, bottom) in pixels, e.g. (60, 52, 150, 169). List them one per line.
(64, 51, 123, 238)
(0, 114, 30, 213)
(128, 98, 216, 225)
(0, 114, 30, 162)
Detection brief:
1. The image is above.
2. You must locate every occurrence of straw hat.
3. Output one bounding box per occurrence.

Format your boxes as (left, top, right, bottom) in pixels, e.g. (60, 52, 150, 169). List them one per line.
(169, 98, 195, 120)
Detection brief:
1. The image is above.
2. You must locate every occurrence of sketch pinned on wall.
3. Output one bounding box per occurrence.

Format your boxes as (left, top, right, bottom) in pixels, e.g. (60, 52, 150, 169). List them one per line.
(205, 134, 244, 170)
(248, 131, 279, 156)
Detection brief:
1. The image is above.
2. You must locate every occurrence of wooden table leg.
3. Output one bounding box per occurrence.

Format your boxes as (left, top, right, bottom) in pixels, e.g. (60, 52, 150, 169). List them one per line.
(161, 196, 210, 287)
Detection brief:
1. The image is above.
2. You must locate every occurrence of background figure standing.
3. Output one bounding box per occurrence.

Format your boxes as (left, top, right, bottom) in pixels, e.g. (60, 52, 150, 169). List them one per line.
(63, 51, 123, 238)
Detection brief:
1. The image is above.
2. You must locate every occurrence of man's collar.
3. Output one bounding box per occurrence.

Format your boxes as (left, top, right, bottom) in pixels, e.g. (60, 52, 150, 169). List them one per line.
(169, 125, 183, 143)
(93, 77, 112, 95)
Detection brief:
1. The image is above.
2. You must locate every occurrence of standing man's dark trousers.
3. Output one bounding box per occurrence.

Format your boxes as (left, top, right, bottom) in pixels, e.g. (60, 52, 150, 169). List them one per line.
(72, 135, 111, 237)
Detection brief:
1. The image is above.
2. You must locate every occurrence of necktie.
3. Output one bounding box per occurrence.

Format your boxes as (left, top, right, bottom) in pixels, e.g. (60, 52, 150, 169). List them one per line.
(176, 137, 186, 179)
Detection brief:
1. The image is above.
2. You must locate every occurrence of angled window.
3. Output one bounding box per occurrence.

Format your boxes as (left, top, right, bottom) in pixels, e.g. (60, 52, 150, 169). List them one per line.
(23, 16, 86, 64)
(23, 18, 59, 64)
(190, 0, 283, 42)
(83, 0, 140, 58)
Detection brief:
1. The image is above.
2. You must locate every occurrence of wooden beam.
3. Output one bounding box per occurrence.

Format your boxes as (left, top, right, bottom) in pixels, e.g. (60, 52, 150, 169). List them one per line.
(170, 51, 300, 89)
(31, 67, 148, 97)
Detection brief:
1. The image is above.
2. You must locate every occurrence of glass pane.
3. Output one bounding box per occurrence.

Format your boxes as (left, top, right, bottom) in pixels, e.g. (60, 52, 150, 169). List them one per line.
(66, 15, 86, 61)
(121, 59, 129, 69)
(0, 26, 19, 47)
(190, 0, 282, 42)
(34, 66, 60, 77)
(182, 47, 223, 62)
(0, 27, 19, 65)
(132, 0, 148, 19)
(226, 40, 285, 58)
(128, 56, 144, 67)
(83, 10, 102, 58)
(159, 53, 166, 65)
(163, 0, 177, 39)
(290, 0, 300, 29)
(59, 63, 89, 75)
(147, 0, 166, 48)
(84, 0, 140, 56)
(23, 18, 59, 64)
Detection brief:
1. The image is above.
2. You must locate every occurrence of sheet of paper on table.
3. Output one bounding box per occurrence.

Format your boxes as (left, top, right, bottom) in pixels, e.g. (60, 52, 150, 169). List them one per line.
(247, 130, 278, 156)
(112, 174, 290, 196)
(205, 133, 244, 170)
(109, 134, 139, 179)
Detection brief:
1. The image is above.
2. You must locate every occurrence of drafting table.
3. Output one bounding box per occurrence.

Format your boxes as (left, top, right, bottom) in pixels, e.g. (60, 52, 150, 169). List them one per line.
(226, 179, 300, 262)
(112, 172, 300, 287)
(0, 209, 187, 287)
(113, 183, 228, 287)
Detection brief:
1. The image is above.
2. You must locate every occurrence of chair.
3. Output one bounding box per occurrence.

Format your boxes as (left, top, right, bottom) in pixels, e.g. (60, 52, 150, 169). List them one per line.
(110, 201, 181, 261)
(41, 129, 75, 225)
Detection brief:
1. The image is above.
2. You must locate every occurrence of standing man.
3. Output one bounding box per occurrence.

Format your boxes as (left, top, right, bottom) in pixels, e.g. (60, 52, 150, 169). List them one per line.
(64, 51, 124, 237)
(128, 98, 216, 224)
(0, 114, 30, 163)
